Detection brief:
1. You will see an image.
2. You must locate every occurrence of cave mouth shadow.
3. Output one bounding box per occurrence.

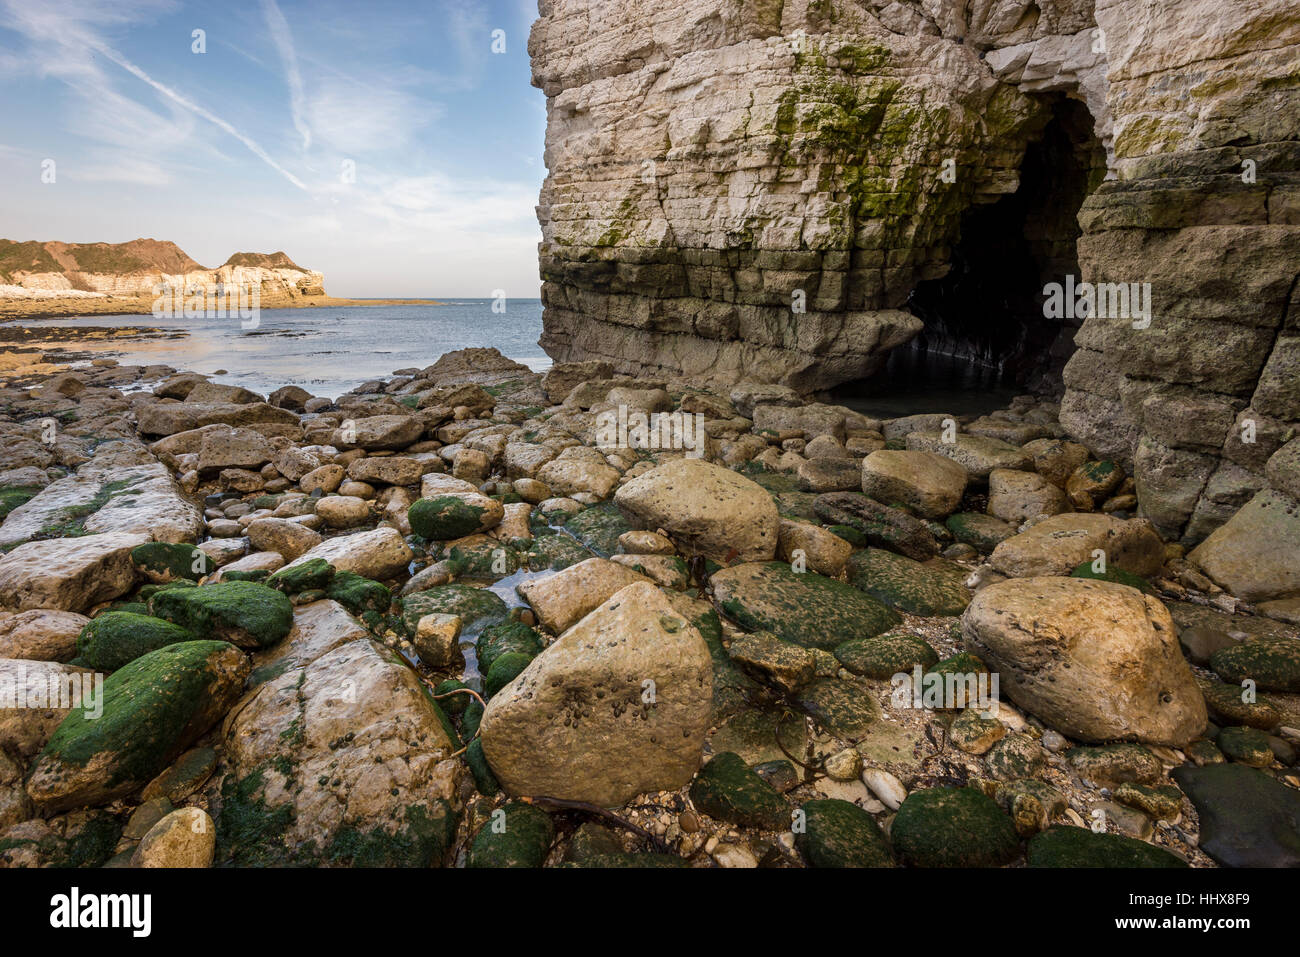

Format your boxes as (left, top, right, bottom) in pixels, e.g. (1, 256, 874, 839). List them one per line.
(834, 95, 1107, 419)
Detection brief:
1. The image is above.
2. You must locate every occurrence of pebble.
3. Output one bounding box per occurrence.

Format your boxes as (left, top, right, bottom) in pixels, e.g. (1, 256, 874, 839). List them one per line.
(861, 768, 907, 810)
(712, 843, 758, 868)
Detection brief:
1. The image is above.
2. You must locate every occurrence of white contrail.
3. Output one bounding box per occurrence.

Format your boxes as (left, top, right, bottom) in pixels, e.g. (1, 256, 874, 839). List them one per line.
(261, 0, 312, 150)
(89, 40, 310, 192)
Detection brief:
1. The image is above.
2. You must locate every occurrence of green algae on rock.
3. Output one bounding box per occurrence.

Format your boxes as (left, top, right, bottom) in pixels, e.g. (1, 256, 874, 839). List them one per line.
(793, 676, 880, 739)
(833, 630, 938, 679)
(268, 557, 335, 594)
(466, 801, 554, 868)
(409, 495, 495, 540)
(398, 583, 508, 640)
(476, 620, 543, 676)
(710, 561, 900, 651)
(689, 751, 791, 831)
(1026, 826, 1188, 868)
(72, 611, 198, 671)
(26, 640, 249, 813)
(847, 548, 971, 616)
(1069, 559, 1155, 594)
(891, 786, 1020, 867)
(150, 580, 293, 649)
(795, 798, 895, 868)
(1210, 635, 1300, 693)
(130, 541, 214, 583)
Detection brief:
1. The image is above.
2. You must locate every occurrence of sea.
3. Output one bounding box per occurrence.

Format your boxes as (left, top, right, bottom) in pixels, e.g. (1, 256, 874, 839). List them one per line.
(19, 297, 1021, 416)
(21, 299, 550, 400)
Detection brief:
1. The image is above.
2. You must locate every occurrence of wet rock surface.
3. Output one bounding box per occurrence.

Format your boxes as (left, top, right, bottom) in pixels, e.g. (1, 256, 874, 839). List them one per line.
(0, 344, 1293, 869)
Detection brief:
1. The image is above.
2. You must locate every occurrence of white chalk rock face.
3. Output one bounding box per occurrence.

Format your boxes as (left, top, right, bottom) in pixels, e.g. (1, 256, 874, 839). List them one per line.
(961, 577, 1206, 747)
(480, 581, 713, 807)
(614, 458, 779, 563)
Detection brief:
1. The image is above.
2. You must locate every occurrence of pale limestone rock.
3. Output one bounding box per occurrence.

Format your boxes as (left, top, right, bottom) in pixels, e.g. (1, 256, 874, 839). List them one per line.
(480, 582, 712, 806)
(962, 577, 1207, 746)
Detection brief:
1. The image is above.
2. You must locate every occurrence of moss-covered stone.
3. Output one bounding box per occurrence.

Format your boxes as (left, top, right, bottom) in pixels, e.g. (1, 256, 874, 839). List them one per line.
(1216, 725, 1275, 767)
(269, 558, 336, 594)
(560, 822, 687, 868)
(711, 561, 900, 651)
(409, 496, 490, 540)
(73, 611, 198, 671)
(560, 500, 634, 557)
(323, 800, 458, 868)
(848, 548, 970, 616)
(826, 523, 867, 547)
(432, 678, 470, 715)
(0, 811, 122, 868)
(483, 651, 532, 698)
(891, 786, 1020, 867)
(986, 734, 1046, 781)
(0, 485, 40, 520)
(1026, 826, 1187, 868)
(398, 583, 508, 640)
(465, 738, 500, 797)
(1113, 782, 1184, 820)
(524, 531, 596, 571)
(476, 620, 543, 675)
(794, 677, 880, 739)
(945, 512, 1016, 551)
(1069, 559, 1154, 594)
(466, 802, 554, 868)
(796, 798, 895, 867)
(1197, 676, 1284, 730)
(150, 580, 293, 649)
(833, 630, 938, 679)
(689, 751, 791, 830)
(1066, 744, 1163, 786)
(444, 537, 523, 581)
(326, 570, 391, 621)
(220, 569, 269, 583)
(29, 640, 248, 811)
(1210, 635, 1300, 693)
(131, 542, 214, 583)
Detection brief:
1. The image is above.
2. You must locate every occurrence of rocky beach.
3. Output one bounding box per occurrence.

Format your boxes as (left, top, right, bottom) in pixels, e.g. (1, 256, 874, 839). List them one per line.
(0, 346, 1295, 869)
(0, 0, 1297, 879)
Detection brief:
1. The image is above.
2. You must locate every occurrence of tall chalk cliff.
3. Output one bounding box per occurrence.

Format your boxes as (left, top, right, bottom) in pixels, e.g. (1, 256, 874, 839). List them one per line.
(530, 0, 1300, 543)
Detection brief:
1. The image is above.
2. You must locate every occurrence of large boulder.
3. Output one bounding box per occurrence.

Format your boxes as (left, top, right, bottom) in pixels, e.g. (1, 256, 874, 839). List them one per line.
(1188, 490, 1300, 602)
(25, 641, 249, 813)
(150, 581, 293, 650)
(989, 513, 1164, 578)
(332, 415, 424, 451)
(0, 532, 147, 613)
(215, 639, 461, 866)
(860, 450, 969, 519)
(0, 659, 94, 761)
(517, 557, 650, 634)
(904, 432, 1032, 479)
(709, 561, 900, 650)
(614, 459, 779, 563)
(961, 578, 1206, 746)
(480, 581, 712, 806)
(0, 610, 89, 662)
(280, 526, 414, 581)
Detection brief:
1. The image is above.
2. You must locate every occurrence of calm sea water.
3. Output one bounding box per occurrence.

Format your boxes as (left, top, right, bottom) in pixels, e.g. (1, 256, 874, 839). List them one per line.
(23, 299, 549, 399)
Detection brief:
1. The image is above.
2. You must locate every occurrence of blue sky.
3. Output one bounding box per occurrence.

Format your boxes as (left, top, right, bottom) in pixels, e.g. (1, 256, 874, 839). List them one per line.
(0, 0, 547, 297)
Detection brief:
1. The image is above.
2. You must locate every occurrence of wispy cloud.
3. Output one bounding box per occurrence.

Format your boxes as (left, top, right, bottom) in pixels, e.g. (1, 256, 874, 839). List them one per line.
(0, 0, 309, 190)
(260, 0, 311, 150)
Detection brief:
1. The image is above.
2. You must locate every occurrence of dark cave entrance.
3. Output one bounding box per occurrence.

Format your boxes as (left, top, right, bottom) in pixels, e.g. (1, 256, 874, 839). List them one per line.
(835, 96, 1107, 418)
